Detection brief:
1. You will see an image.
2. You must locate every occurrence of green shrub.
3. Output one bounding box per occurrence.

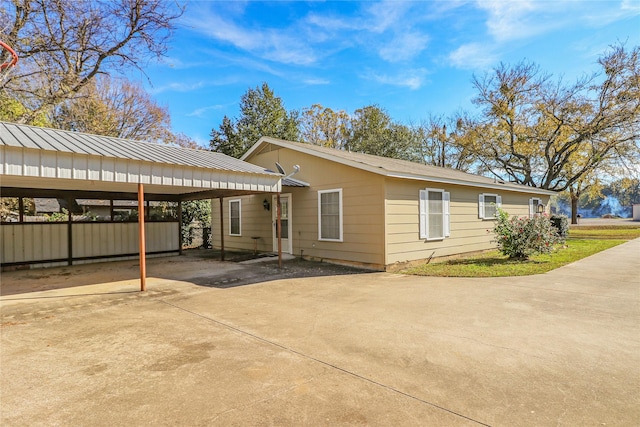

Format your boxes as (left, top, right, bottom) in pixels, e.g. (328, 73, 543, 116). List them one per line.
(550, 214, 569, 241)
(492, 208, 560, 260)
(46, 208, 69, 222)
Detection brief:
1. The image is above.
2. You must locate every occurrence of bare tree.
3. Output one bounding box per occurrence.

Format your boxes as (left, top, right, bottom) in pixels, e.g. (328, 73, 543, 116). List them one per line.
(411, 114, 476, 171)
(1, 0, 183, 122)
(52, 75, 173, 141)
(463, 43, 640, 222)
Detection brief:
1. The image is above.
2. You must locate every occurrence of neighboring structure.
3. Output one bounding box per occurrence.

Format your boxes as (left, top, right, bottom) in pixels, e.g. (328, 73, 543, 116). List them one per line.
(0, 122, 281, 269)
(211, 137, 556, 271)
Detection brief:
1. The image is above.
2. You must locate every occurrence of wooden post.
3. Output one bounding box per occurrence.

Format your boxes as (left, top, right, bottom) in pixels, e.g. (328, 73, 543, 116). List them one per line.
(138, 183, 146, 292)
(178, 201, 183, 256)
(277, 192, 282, 268)
(67, 196, 73, 266)
(18, 197, 24, 223)
(219, 197, 225, 261)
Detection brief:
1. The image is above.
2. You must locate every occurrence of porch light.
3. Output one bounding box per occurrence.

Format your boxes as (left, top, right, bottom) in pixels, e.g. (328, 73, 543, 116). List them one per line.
(263, 198, 270, 211)
(537, 203, 545, 214)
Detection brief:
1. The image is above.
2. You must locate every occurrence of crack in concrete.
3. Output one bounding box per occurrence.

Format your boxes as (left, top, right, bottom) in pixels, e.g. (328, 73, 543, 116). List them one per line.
(159, 299, 492, 427)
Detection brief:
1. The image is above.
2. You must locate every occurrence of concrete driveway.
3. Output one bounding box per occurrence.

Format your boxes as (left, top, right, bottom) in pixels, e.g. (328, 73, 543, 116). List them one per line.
(1, 240, 639, 426)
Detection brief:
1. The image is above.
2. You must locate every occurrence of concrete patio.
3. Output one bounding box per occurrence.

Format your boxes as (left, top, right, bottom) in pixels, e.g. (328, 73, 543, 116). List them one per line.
(1, 239, 639, 426)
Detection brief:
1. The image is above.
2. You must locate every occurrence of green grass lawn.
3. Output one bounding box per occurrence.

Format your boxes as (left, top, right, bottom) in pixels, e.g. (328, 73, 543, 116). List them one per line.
(401, 226, 637, 278)
(567, 227, 640, 240)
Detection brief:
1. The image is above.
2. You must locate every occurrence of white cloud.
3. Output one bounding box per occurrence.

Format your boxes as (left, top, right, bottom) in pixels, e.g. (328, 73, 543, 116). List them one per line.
(365, 0, 414, 33)
(303, 78, 330, 85)
(365, 68, 428, 90)
(379, 31, 430, 62)
(186, 104, 228, 118)
(476, 0, 552, 42)
(449, 43, 498, 70)
(622, 0, 640, 12)
(148, 81, 205, 95)
(581, 0, 640, 27)
(184, 10, 317, 66)
(476, 0, 640, 42)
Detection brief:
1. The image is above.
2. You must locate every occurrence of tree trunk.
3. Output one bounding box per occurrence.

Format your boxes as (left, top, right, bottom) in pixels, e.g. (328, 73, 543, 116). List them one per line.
(570, 187, 579, 225)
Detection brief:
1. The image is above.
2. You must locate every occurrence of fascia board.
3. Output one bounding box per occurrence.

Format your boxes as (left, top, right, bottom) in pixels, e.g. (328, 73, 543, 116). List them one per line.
(386, 172, 558, 195)
(245, 137, 557, 196)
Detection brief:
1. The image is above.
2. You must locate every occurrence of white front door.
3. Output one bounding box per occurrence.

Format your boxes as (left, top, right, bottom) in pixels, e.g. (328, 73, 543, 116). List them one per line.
(272, 194, 292, 254)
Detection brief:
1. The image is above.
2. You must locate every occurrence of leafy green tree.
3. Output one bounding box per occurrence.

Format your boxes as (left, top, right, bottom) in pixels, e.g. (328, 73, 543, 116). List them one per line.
(607, 178, 640, 206)
(346, 105, 420, 161)
(210, 83, 299, 158)
(462, 43, 639, 223)
(181, 200, 211, 247)
(0, 93, 48, 126)
(299, 103, 350, 149)
(210, 115, 243, 158)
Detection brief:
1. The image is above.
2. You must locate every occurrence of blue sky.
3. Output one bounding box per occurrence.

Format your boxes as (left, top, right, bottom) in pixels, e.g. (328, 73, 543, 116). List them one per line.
(135, 1, 640, 147)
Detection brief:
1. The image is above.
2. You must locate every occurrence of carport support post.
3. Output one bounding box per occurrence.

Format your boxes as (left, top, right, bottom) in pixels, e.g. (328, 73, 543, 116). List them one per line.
(277, 192, 282, 268)
(67, 196, 73, 266)
(178, 201, 183, 256)
(138, 183, 146, 292)
(219, 197, 225, 261)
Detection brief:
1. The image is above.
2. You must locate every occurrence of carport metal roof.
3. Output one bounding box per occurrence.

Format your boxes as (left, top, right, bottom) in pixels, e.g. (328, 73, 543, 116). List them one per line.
(1, 121, 288, 290)
(0, 121, 281, 199)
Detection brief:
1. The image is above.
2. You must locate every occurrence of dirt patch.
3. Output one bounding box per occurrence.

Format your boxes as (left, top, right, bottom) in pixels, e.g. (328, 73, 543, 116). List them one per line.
(187, 257, 370, 289)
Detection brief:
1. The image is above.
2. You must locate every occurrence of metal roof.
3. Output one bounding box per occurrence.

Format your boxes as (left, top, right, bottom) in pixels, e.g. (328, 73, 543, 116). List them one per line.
(0, 121, 273, 176)
(244, 137, 556, 195)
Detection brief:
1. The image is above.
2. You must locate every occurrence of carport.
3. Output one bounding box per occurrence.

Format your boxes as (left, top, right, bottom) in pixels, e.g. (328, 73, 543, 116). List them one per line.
(0, 121, 283, 289)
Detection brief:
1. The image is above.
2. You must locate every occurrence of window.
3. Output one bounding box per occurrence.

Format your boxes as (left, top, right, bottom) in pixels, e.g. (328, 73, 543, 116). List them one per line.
(419, 189, 450, 240)
(318, 189, 342, 241)
(479, 193, 501, 219)
(529, 198, 542, 217)
(229, 199, 241, 236)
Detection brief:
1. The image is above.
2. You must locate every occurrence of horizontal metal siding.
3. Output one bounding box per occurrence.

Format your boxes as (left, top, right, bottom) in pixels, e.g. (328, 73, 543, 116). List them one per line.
(1, 145, 280, 193)
(72, 223, 178, 258)
(1, 222, 179, 265)
(1, 224, 67, 264)
(0, 122, 276, 174)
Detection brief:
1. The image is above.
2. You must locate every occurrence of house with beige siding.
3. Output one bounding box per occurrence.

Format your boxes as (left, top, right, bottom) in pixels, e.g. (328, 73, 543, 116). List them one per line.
(211, 137, 556, 271)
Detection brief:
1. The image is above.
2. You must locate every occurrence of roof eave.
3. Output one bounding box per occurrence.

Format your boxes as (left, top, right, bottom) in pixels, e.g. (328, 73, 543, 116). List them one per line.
(385, 172, 558, 195)
(246, 137, 557, 196)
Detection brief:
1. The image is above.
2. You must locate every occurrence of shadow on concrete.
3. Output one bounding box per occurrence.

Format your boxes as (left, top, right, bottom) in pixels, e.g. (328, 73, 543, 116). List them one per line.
(0, 290, 140, 301)
(187, 257, 372, 289)
(0, 249, 371, 297)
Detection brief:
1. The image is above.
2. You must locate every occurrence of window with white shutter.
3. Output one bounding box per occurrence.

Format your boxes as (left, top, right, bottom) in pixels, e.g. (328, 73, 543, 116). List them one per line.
(419, 189, 450, 240)
(529, 198, 542, 217)
(479, 193, 501, 219)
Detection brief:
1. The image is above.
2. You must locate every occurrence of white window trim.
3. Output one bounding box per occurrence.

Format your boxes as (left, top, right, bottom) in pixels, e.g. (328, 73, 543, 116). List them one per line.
(479, 193, 502, 220)
(529, 197, 542, 217)
(419, 188, 450, 241)
(318, 188, 343, 242)
(229, 199, 241, 236)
